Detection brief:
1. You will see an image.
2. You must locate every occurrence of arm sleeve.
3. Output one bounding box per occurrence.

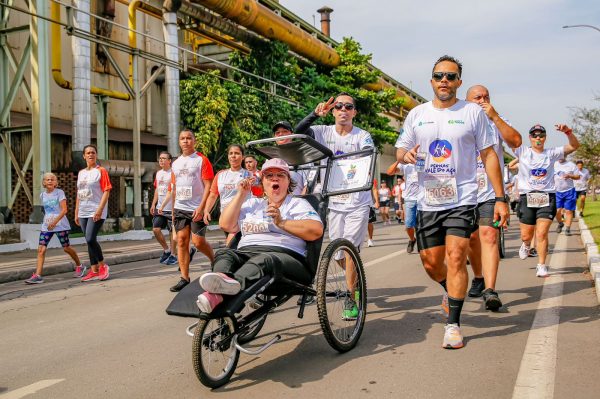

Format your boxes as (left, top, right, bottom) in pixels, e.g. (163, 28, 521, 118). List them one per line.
(210, 172, 221, 195)
(293, 112, 320, 139)
(553, 147, 565, 162)
(98, 167, 112, 191)
(58, 189, 67, 202)
(359, 131, 374, 149)
(199, 153, 215, 180)
(291, 199, 323, 223)
(395, 120, 416, 151)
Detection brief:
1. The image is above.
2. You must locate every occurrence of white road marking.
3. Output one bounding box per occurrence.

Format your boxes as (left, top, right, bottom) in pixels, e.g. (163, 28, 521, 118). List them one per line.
(0, 379, 65, 399)
(512, 234, 566, 399)
(364, 249, 407, 268)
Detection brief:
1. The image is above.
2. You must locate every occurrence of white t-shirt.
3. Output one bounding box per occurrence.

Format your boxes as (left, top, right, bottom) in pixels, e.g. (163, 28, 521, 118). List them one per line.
(553, 161, 578, 193)
(77, 166, 112, 219)
(311, 125, 374, 211)
(41, 189, 71, 232)
(171, 152, 214, 212)
(392, 184, 402, 201)
(378, 187, 391, 202)
(397, 164, 421, 201)
(290, 170, 306, 196)
(514, 146, 564, 194)
(154, 169, 172, 212)
(395, 100, 497, 211)
(476, 117, 509, 203)
(211, 168, 250, 211)
(237, 196, 323, 256)
(575, 168, 591, 191)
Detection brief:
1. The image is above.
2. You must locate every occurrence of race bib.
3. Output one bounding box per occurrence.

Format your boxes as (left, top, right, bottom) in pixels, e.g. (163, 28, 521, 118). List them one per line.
(407, 173, 418, 185)
(77, 188, 92, 200)
(43, 213, 58, 227)
(424, 176, 458, 206)
(158, 186, 168, 196)
(176, 185, 192, 200)
(331, 193, 352, 204)
(526, 192, 550, 208)
(477, 173, 488, 194)
(380, 195, 389, 202)
(241, 219, 270, 236)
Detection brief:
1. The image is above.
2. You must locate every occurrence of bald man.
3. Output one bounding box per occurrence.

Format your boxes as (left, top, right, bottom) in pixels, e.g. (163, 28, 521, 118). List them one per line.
(466, 85, 522, 310)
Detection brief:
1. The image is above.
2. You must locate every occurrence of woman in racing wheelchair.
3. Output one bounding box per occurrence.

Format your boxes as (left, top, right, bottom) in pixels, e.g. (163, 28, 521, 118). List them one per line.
(196, 158, 324, 313)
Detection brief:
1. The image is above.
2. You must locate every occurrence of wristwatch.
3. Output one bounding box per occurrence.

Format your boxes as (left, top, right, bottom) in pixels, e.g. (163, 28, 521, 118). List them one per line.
(495, 196, 508, 203)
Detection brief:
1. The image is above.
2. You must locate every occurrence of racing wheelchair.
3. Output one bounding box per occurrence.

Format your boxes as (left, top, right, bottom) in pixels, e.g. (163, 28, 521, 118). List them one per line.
(166, 134, 377, 388)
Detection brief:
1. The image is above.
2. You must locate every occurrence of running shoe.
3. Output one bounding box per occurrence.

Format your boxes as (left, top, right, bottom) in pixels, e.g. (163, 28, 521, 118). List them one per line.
(441, 293, 449, 317)
(199, 272, 241, 295)
(367, 239, 375, 247)
(165, 254, 178, 266)
(580, 212, 584, 217)
(407, 240, 416, 254)
(442, 323, 464, 349)
(25, 273, 44, 284)
(468, 278, 485, 298)
(189, 247, 197, 263)
(297, 294, 315, 306)
(556, 222, 564, 234)
(529, 248, 538, 257)
(397, 218, 402, 224)
(536, 264, 549, 278)
(196, 292, 223, 313)
(98, 264, 110, 281)
(342, 297, 358, 321)
(519, 242, 530, 260)
(565, 227, 571, 236)
(170, 277, 190, 292)
(81, 269, 100, 282)
(482, 288, 502, 311)
(73, 264, 87, 278)
(159, 251, 171, 264)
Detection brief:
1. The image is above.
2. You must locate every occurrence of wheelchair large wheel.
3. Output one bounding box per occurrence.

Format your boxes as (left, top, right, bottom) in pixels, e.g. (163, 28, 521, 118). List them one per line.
(192, 316, 239, 388)
(316, 238, 367, 353)
(498, 227, 506, 259)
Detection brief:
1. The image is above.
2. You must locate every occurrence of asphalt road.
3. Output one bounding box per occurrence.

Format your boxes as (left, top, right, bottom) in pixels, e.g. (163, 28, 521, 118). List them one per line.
(1, 216, 599, 399)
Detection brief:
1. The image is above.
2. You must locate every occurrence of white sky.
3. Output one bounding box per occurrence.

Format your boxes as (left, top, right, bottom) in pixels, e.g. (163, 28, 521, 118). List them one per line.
(281, 0, 600, 149)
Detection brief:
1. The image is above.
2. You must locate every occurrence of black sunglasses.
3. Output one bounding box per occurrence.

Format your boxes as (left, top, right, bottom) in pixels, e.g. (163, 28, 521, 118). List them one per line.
(530, 132, 546, 138)
(432, 72, 460, 82)
(334, 102, 355, 111)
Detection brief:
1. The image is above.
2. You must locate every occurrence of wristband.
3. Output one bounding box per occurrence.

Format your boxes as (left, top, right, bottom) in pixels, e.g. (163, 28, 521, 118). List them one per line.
(565, 129, 572, 136)
(495, 196, 507, 203)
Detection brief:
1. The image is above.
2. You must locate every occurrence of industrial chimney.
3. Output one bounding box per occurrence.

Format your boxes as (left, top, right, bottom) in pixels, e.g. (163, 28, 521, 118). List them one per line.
(317, 6, 333, 37)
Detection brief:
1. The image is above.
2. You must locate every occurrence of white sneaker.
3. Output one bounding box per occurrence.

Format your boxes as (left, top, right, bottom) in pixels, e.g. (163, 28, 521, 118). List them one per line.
(536, 264, 548, 277)
(442, 323, 464, 349)
(519, 242, 530, 260)
(367, 239, 375, 247)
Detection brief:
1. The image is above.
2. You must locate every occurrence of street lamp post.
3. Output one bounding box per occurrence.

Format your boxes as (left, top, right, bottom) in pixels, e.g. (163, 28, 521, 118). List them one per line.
(562, 24, 600, 34)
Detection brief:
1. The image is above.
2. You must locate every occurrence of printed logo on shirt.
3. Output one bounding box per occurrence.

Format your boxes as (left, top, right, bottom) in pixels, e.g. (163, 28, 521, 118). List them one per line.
(347, 164, 357, 179)
(417, 121, 435, 126)
(531, 168, 548, 180)
(364, 137, 374, 146)
(448, 120, 465, 125)
(429, 140, 452, 162)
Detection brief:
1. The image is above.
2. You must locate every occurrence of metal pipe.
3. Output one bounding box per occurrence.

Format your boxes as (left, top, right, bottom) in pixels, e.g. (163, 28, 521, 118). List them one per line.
(71, 0, 92, 157)
(50, 1, 130, 100)
(316, 6, 332, 37)
(163, 10, 180, 156)
(191, 0, 340, 67)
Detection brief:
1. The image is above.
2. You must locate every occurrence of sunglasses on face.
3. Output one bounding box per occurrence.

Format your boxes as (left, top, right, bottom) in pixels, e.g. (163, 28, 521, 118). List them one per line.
(263, 172, 288, 180)
(158, 157, 170, 161)
(530, 133, 546, 139)
(432, 72, 460, 82)
(334, 102, 355, 111)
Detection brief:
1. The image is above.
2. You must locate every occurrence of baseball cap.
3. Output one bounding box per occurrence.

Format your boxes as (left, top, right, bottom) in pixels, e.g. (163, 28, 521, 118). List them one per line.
(528, 124, 546, 135)
(261, 158, 290, 173)
(272, 121, 293, 133)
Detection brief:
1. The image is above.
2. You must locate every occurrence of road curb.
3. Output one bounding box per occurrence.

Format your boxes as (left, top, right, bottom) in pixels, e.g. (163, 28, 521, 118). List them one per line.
(578, 217, 600, 304)
(0, 240, 225, 284)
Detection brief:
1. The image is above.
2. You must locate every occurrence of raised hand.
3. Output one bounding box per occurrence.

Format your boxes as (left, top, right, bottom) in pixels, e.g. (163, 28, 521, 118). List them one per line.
(315, 97, 335, 117)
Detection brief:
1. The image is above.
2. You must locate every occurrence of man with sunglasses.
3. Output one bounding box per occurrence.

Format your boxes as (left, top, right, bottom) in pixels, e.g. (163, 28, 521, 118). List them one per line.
(514, 124, 579, 277)
(396, 55, 509, 349)
(465, 85, 522, 311)
(295, 92, 374, 320)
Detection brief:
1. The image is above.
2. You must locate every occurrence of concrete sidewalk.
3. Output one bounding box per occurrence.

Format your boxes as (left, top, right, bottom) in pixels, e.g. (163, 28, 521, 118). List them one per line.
(0, 229, 226, 284)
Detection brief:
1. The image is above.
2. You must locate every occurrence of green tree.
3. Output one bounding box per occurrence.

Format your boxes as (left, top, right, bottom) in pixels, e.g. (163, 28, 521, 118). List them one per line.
(571, 99, 600, 199)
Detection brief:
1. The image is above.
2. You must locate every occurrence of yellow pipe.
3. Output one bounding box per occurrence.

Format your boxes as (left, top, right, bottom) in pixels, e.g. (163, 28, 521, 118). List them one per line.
(191, 0, 340, 67)
(364, 80, 418, 110)
(50, 2, 131, 100)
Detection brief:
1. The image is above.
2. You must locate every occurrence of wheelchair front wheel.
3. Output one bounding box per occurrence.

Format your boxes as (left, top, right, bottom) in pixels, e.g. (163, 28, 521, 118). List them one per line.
(316, 238, 367, 353)
(192, 316, 239, 388)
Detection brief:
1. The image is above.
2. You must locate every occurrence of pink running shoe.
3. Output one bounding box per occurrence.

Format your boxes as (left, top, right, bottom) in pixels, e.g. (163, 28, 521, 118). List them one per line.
(81, 269, 99, 282)
(199, 272, 241, 295)
(73, 265, 87, 278)
(98, 264, 110, 281)
(196, 292, 223, 313)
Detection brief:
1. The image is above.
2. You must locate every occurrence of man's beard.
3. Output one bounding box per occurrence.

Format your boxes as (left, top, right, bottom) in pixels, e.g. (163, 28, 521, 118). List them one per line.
(435, 88, 456, 102)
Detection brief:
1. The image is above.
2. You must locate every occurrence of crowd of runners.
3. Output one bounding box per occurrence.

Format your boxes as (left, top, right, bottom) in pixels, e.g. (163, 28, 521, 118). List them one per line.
(24, 54, 593, 351)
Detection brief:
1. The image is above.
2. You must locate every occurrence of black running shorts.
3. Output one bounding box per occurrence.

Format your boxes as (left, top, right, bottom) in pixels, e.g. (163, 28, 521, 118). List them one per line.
(416, 205, 477, 250)
(152, 212, 172, 231)
(517, 193, 556, 226)
(473, 199, 496, 230)
(173, 209, 207, 236)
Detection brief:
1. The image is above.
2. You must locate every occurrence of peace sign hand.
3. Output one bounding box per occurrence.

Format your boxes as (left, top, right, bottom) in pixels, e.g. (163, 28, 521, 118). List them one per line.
(315, 97, 335, 117)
